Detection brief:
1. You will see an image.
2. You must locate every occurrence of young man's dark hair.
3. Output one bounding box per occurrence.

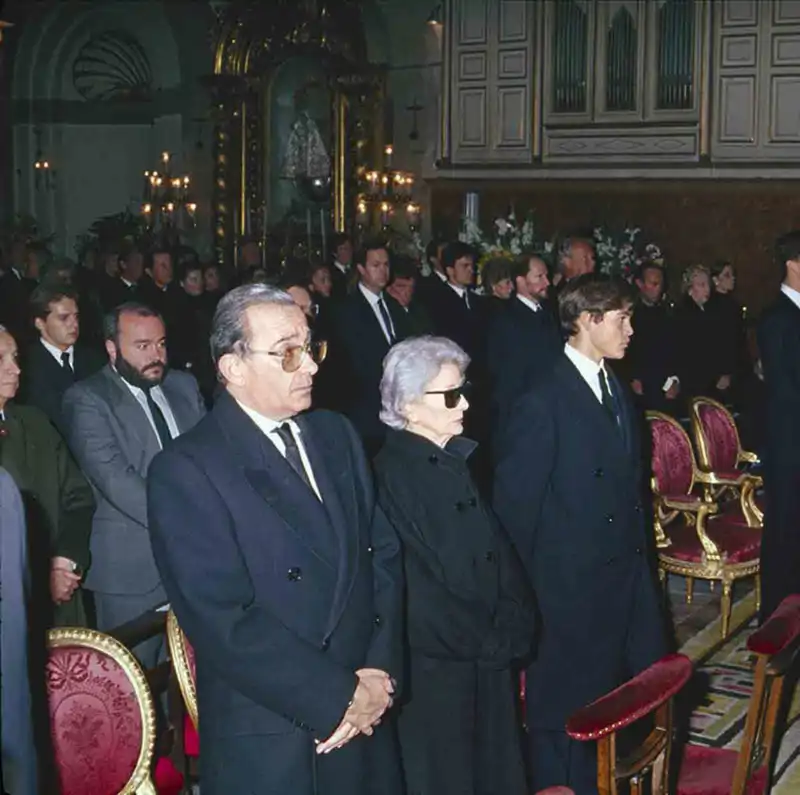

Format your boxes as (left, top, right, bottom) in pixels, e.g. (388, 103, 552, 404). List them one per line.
(512, 252, 547, 282)
(634, 261, 665, 284)
(29, 285, 80, 322)
(390, 255, 419, 283)
(144, 245, 172, 273)
(354, 239, 389, 269)
(775, 231, 800, 280)
(440, 241, 474, 272)
(558, 273, 635, 337)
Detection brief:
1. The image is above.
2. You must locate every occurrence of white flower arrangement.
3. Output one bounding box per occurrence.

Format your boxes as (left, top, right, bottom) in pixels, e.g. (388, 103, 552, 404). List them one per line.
(459, 210, 553, 284)
(592, 226, 663, 280)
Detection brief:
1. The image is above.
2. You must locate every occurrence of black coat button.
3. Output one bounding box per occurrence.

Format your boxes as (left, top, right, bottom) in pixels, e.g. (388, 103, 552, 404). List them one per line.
(374, 614, 382, 626)
(485, 551, 495, 562)
(428, 455, 438, 464)
(634, 504, 642, 513)
(594, 468, 604, 478)
(455, 501, 466, 512)
(287, 567, 302, 581)
(468, 497, 477, 507)
(321, 638, 330, 650)
(634, 547, 642, 555)
(367, 546, 374, 554)
(605, 514, 614, 524)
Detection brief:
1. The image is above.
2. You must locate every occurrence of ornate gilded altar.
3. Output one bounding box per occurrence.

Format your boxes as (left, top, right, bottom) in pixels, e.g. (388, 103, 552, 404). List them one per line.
(208, 0, 385, 269)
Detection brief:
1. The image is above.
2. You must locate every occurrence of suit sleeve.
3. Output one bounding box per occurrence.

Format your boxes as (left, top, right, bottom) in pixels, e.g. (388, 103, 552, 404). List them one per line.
(147, 449, 358, 738)
(61, 384, 149, 528)
(492, 391, 556, 584)
(759, 310, 800, 402)
(53, 430, 95, 570)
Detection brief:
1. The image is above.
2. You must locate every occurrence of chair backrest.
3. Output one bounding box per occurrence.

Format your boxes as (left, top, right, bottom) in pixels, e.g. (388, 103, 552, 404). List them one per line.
(690, 396, 741, 473)
(166, 610, 197, 729)
(47, 627, 157, 795)
(730, 595, 800, 795)
(646, 411, 696, 497)
(566, 653, 693, 795)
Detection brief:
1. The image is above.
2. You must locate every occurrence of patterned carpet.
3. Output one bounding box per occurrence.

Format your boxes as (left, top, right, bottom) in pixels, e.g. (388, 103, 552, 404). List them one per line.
(677, 591, 800, 793)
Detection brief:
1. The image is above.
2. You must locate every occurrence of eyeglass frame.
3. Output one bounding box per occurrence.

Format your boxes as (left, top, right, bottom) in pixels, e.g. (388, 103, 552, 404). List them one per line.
(246, 339, 328, 373)
(424, 381, 471, 409)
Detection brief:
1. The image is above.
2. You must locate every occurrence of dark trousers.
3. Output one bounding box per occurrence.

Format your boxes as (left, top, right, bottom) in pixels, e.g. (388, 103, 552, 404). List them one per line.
(529, 729, 597, 795)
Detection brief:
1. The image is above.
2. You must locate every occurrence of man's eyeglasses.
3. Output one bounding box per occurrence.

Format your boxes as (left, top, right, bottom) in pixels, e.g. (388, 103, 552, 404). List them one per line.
(249, 340, 328, 373)
(425, 381, 471, 409)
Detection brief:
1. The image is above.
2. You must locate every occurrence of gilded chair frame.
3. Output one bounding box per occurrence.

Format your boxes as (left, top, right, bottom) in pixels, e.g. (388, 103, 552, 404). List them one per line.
(646, 411, 760, 638)
(48, 627, 158, 795)
(689, 396, 763, 527)
(167, 610, 198, 729)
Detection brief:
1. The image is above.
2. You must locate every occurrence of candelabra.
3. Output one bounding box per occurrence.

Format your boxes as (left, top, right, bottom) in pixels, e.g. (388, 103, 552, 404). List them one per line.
(32, 127, 56, 191)
(356, 145, 421, 235)
(141, 151, 197, 231)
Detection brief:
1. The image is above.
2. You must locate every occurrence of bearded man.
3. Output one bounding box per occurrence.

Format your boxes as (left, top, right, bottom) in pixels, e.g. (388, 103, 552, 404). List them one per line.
(62, 302, 205, 666)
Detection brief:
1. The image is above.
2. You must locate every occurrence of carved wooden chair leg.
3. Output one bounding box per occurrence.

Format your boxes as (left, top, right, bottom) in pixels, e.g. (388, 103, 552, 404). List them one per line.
(755, 574, 761, 612)
(709, 581, 715, 592)
(685, 577, 694, 605)
(721, 579, 733, 639)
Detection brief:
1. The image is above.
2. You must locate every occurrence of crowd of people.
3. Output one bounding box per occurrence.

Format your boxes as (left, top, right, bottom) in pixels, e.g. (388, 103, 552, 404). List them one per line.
(0, 225, 798, 795)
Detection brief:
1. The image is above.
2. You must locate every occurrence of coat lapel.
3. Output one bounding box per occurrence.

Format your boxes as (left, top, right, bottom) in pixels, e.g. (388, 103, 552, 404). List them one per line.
(160, 374, 193, 433)
(102, 367, 161, 460)
(295, 415, 359, 635)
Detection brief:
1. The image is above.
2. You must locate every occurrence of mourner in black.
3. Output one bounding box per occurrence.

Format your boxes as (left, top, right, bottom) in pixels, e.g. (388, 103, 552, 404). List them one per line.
(493, 274, 667, 794)
(374, 336, 535, 795)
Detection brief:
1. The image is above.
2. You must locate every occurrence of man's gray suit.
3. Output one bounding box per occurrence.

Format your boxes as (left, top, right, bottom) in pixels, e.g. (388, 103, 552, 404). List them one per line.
(1, 468, 38, 795)
(62, 366, 205, 662)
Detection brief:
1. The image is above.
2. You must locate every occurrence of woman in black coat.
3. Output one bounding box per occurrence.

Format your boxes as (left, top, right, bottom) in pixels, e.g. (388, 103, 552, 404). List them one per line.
(373, 336, 536, 795)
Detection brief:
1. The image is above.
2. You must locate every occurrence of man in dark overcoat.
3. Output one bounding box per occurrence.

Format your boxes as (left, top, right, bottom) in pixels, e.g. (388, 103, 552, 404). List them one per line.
(493, 274, 667, 794)
(757, 230, 800, 621)
(147, 284, 403, 795)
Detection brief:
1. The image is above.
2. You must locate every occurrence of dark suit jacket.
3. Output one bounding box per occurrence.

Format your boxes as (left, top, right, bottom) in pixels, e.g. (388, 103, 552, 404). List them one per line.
(146, 394, 403, 795)
(757, 292, 800, 618)
(492, 355, 666, 729)
(20, 340, 105, 432)
(330, 289, 410, 450)
(330, 263, 352, 300)
(426, 279, 486, 363)
(486, 297, 562, 428)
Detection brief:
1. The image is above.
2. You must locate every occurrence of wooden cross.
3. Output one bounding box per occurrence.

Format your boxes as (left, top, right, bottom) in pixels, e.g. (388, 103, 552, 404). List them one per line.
(406, 97, 424, 141)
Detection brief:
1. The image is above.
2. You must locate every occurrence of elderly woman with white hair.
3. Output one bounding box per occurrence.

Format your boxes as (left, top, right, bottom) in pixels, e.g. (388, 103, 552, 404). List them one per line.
(373, 336, 535, 795)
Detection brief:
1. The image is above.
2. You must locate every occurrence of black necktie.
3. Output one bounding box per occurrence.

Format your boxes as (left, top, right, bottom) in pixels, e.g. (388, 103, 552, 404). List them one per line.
(274, 423, 317, 497)
(60, 351, 73, 375)
(377, 298, 396, 344)
(145, 388, 172, 447)
(598, 368, 620, 428)
(463, 291, 471, 310)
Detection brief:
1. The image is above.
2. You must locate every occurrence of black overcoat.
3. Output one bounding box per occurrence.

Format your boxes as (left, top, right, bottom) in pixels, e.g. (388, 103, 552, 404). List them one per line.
(493, 355, 667, 731)
(147, 394, 404, 795)
(374, 428, 535, 795)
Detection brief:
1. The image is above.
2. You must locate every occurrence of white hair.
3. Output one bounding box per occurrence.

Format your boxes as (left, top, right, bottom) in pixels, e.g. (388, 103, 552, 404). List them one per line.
(379, 336, 470, 430)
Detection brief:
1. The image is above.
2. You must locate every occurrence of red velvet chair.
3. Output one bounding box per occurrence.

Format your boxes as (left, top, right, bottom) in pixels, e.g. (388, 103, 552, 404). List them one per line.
(47, 626, 182, 795)
(647, 411, 761, 637)
(566, 653, 693, 795)
(166, 610, 199, 784)
(677, 594, 800, 794)
(689, 396, 763, 527)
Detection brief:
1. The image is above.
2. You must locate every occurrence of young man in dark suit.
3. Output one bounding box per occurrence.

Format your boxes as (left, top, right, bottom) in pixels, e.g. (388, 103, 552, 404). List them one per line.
(21, 285, 105, 433)
(329, 241, 410, 454)
(493, 274, 667, 794)
(757, 230, 800, 621)
(146, 284, 403, 795)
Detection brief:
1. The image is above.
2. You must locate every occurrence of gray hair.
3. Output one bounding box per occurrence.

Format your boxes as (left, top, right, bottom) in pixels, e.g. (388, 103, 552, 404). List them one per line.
(210, 283, 296, 367)
(681, 263, 710, 294)
(379, 336, 470, 430)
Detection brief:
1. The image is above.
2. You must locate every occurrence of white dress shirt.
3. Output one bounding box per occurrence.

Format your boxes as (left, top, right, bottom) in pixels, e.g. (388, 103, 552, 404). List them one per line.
(236, 401, 323, 501)
(334, 261, 348, 276)
(448, 281, 470, 309)
(434, 269, 447, 283)
(358, 282, 395, 344)
(40, 338, 74, 370)
(564, 343, 611, 404)
(118, 375, 180, 448)
(781, 283, 800, 311)
(516, 294, 541, 313)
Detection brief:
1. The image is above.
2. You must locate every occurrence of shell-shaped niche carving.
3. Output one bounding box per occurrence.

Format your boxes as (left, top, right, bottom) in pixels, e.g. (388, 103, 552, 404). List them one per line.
(72, 30, 153, 101)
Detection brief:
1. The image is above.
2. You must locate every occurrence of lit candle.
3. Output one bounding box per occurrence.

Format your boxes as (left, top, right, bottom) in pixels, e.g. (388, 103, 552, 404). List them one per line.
(380, 201, 391, 228)
(384, 144, 393, 167)
(404, 175, 414, 198)
(356, 198, 368, 226)
(367, 172, 379, 196)
(406, 202, 420, 229)
(162, 151, 170, 164)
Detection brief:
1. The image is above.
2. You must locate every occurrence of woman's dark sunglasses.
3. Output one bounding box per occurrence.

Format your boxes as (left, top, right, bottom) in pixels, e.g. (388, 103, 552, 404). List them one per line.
(425, 381, 471, 409)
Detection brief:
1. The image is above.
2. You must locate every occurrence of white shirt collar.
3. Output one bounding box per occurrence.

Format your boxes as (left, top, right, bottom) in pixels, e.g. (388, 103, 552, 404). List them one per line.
(434, 269, 447, 282)
(516, 294, 541, 313)
(235, 399, 297, 437)
(447, 282, 467, 298)
(358, 281, 385, 307)
(40, 337, 74, 366)
(564, 343, 607, 403)
(121, 277, 135, 288)
(334, 261, 348, 275)
(781, 283, 800, 312)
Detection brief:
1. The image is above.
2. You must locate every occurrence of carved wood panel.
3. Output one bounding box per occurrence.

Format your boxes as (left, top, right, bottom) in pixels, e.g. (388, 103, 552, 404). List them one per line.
(447, 0, 533, 163)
